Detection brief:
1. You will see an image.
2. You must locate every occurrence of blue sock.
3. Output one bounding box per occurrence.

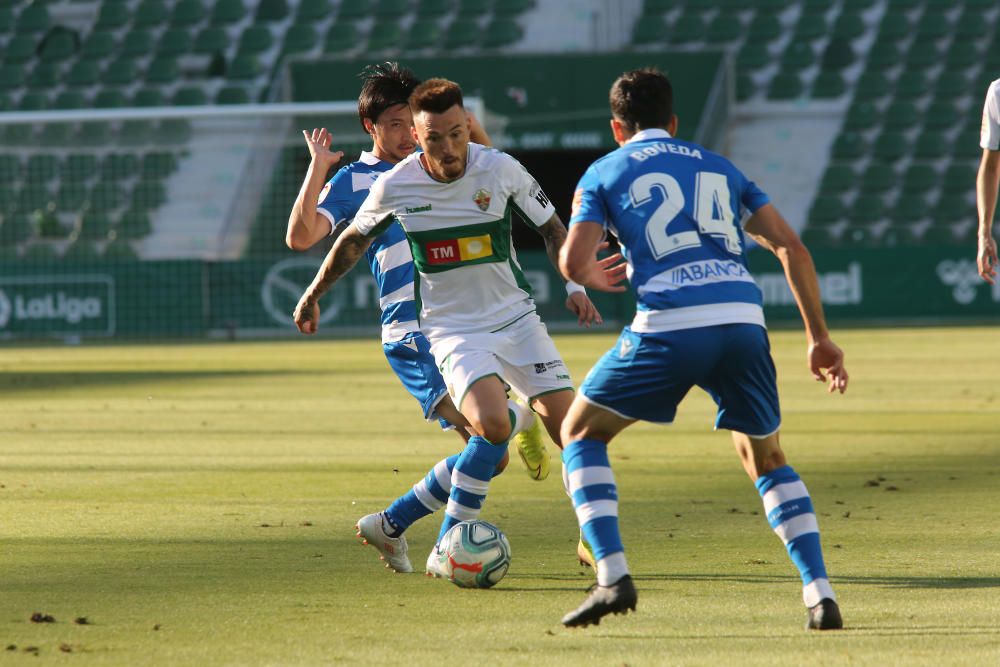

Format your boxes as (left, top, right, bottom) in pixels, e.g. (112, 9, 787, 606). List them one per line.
(756, 465, 835, 606)
(438, 435, 507, 543)
(383, 455, 459, 536)
(563, 439, 624, 562)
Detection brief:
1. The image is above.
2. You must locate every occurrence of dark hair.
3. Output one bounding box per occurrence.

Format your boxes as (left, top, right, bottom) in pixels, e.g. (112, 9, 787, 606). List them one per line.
(408, 78, 464, 115)
(609, 68, 674, 134)
(357, 62, 420, 133)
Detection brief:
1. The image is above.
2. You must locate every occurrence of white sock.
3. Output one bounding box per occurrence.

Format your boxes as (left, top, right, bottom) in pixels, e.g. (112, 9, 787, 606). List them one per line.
(596, 552, 629, 586)
(507, 398, 533, 438)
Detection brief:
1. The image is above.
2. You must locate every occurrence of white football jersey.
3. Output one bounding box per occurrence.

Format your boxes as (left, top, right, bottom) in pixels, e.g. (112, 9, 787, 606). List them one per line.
(981, 78, 1000, 151)
(353, 143, 556, 337)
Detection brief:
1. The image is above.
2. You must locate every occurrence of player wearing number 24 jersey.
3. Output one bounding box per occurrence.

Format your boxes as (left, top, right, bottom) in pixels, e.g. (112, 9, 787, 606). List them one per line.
(556, 68, 849, 630)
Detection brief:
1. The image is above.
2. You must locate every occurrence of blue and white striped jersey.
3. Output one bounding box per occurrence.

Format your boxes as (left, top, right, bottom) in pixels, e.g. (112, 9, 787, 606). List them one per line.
(569, 129, 771, 334)
(316, 151, 418, 343)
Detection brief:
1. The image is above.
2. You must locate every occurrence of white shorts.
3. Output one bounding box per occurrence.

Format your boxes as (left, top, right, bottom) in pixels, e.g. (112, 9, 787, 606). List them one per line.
(429, 311, 574, 409)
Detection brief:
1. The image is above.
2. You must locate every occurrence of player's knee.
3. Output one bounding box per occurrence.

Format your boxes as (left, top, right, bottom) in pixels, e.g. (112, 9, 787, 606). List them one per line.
(476, 414, 512, 444)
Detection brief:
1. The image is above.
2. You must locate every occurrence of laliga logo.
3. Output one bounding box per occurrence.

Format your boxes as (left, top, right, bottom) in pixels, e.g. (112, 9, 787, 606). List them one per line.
(936, 259, 982, 305)
(0, 289, 10, 328)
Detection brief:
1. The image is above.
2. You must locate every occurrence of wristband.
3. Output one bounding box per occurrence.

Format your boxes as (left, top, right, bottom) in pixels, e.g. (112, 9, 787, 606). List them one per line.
(565, 280, 585, 295)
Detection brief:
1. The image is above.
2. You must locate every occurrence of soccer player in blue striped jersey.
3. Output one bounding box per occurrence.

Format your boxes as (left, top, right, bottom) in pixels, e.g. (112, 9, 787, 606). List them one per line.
(557, 68, 849, 629)
(287, 63, 543, 574)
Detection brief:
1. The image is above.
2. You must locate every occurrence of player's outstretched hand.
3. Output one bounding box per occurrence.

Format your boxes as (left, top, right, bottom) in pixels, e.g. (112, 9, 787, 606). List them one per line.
(302, 128, 344, 170)
(565, 291, 603, 328)
(808, 337, 848, 394)
(977, 234, 998, 284)
(293, 296, 320, 335)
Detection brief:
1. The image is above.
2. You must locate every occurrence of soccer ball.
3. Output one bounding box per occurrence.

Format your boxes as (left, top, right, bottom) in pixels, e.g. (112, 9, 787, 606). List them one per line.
(439, 519, 511, 589)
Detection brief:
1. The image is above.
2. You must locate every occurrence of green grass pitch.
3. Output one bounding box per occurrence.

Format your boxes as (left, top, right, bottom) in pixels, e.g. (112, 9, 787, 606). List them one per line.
(1, 326, 998, 665)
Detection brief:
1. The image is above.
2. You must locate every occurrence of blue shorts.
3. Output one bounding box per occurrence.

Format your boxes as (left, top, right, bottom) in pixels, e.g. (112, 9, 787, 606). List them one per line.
(383, 332, 452, 430)
(580, 323, 781, 437)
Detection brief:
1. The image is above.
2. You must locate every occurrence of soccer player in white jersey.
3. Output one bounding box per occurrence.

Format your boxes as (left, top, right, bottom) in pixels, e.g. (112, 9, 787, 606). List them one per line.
(286, 63, 553, 574)
(976, 78, 999, 284)
(557, 69, 849, 629)
(293, 78, 611, 576)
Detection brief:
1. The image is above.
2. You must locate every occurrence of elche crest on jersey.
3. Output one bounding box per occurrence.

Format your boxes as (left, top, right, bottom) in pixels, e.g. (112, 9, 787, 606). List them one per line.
(473, 188, 492, 211)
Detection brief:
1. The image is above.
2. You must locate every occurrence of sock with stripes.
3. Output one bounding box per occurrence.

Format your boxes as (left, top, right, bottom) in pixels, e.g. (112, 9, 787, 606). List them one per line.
(507, 398, 532, 439)
(563, 438, 628, 586)
(756, 465, 836, 607)
(437, 435, 508, 543)
(382, 454, 460, 537)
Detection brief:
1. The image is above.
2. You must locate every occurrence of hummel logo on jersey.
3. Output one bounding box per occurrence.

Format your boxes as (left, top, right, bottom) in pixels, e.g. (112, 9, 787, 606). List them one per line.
(473, 189, 492, 211)
(405, 204, 432, 213)
(425, 234, 493, 265)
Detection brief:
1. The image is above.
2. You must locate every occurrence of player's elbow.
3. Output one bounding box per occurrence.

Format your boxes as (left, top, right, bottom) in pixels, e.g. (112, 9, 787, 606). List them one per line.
(775, 234, 810, 266)
(285, 231, 310, 252)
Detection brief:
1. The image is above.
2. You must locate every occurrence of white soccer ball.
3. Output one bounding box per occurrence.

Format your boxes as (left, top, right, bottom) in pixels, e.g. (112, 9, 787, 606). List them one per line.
(439, 519, 511, 589)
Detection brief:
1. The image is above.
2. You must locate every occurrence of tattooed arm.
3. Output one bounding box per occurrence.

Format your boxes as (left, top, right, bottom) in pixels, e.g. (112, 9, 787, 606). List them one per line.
(293, 223, 373, 334)
(535, 213, 605, 327)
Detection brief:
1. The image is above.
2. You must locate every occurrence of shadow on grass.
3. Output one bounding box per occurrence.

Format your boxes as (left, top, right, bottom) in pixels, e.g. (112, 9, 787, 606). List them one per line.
(0, 369, 334, 395)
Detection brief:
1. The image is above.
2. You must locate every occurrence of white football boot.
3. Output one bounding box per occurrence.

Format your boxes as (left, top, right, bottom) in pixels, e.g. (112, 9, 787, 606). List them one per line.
(355, 512, 413, 573)
(425, 543, 450, 579)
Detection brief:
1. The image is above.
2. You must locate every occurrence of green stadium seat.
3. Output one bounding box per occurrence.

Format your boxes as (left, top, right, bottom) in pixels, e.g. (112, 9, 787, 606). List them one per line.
(2, 122, 35, 146)
(831, 132, 867, 160)
(405, 19, 442, 50)
(904, 43, 941, 71)
(195, 27, 229, 55)
(854, 72, 889, 101)
(902, 165, 937, 194)
(0, 213, 33, 246)
(211, 0, 244, 25)
(61, 154, 98, 183)
(158, 29, 194, 57)
(130, 180, 168, 210)
(921, 224, 960, 246)
(889, 195, 929, 224)
(859, 164, 896, 193)
(146, 58, 179, 85)
(914, 131, 950, 159)
(80, 31, 117, 60)
(156, 119, 192, 145)
(238, 26, 274, 55)
(417, 0, 454, 18)
(867, 42, 901, 71)
(736, 42, 770, 71)
(943, 164, 975, 192)
(457, 0, 492, 16)
(93, 89, 127, 108)
(879, 222, 921, 246)
(735, 72, 754, 102)
(95, 2, 130, 30)
(873, 131, 907, 162)
(171, 0, 206, 27)
(375, 0, 409, 16)
(142, 152, 179, 179)
(54, 90, 87, 109)
(27, 63, 60, 90)
(633, 17, 668, 45)
(923, 101, 960, 130)
(792, 14, 828, 41)
(894, 71, 927, 99)
(26, 155, 58, 183)
(933, 73, 969, 99)
(933, 194, 971, 223)
(338, 1, 370, 20)
(216, 86, 250, 104)
(88, 181, 124, 213)
(281, 24, 318, 56)
(669, 14, 706, 44)
(494, 0, 533, 15)
(41, 122, 75, 147)
(38, 29, 78, 64)
(4, 35, 37, 64)
(75, 121, 112, 147)
(483, 18, 522, 48)
(915, 12, 949, 41)
(754, 0, 787, 14)
(831, 11, 864, 39)
(227, 55, 260, 80)
(297, 0, 329, 22)
(120, 120, 154, 146)
(799, 226, 837, 247)
(173, 87, 208, 105)
(706, 15, 742, 43)
(820, 37, 854, 71)
(808, 195, 846, 226)
(23, 241, 62, 260)
(0, 155, 19, 181)
(117, 210, 152, 240)
(953, 12, 989, 41)
(767, 73, 804, 100)
(444, 18, 479, 50)
(324, 22, 361, 53)
(121, 30, 153, 57)
(134, 0, 168, 28)
(368, 20, 404, 51)
(16, 3, 50, 33)
(747, 14, 782, 41)
(884, 100, 920, 129)
(255, 0, 290, 22)
(818, 165, 856, 195)
(132, 88, 165, 107)
(849, 194, 885, 225)
(0, 7, 13, 34)
(946, 42, 980, 70)
(105, 238, 138, 260)
(103, 59, 136, 86)
(781, 41, 816, 70)
(78, 210, 114, 241)
(17, 91, 48, 110)
(63, 238, 103, 261)
(56, 182, 88, 212)
(99, 153, 137, 181)
(15, 184, 51, 214)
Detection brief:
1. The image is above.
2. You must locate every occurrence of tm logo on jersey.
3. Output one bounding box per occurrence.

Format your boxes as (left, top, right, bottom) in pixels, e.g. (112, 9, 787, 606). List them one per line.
(425, 234, 493, 264)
